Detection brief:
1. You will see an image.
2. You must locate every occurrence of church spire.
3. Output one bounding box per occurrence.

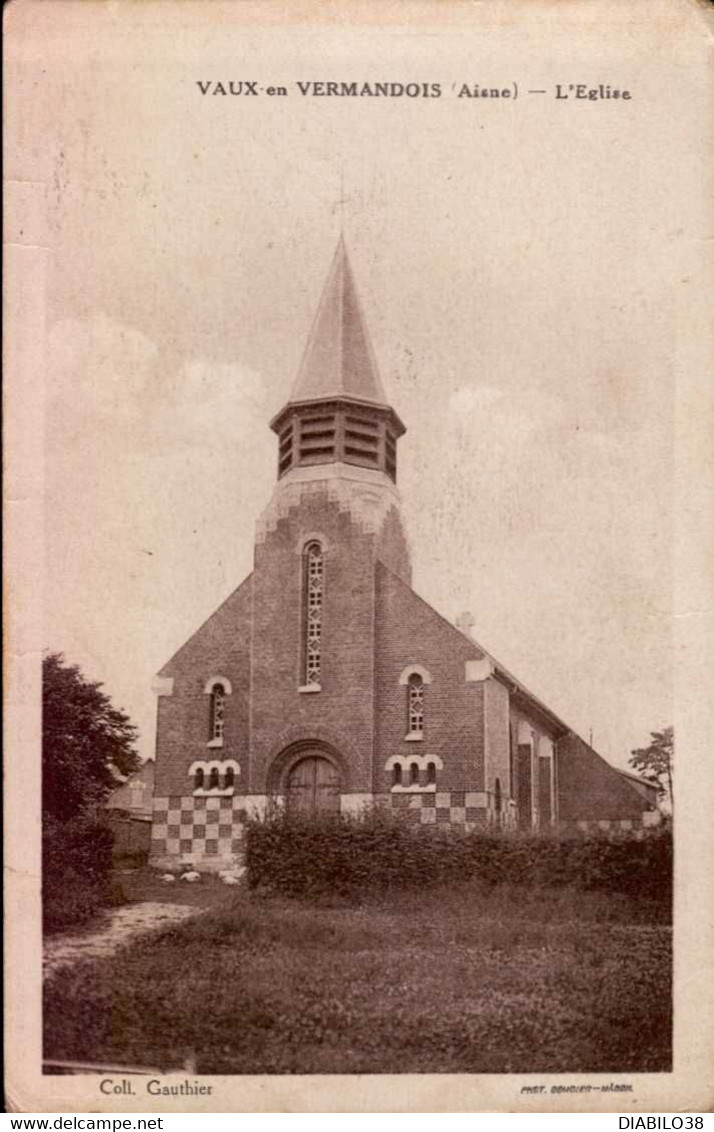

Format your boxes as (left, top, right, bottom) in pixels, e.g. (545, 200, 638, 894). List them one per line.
(270, 238, 405, 484)
(287, 236, 390, 409)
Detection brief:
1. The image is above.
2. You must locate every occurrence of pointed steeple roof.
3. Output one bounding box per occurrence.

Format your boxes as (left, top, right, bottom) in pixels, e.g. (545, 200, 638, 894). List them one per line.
(287, 237, 390, 409)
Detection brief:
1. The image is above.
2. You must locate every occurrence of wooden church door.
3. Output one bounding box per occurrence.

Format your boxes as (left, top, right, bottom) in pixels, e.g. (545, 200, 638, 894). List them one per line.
(287, 756, 340, 816)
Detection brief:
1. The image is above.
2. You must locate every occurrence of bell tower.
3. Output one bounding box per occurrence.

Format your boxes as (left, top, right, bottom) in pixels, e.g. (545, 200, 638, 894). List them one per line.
(256, 237, 411, 584)
(270, 235, 405, 484)
(248, 238, 412, 799)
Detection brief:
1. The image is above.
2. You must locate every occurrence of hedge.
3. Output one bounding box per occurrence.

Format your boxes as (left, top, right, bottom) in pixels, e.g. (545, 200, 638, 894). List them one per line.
(43, 813, 116, 932)
(245, 809, 672, 907)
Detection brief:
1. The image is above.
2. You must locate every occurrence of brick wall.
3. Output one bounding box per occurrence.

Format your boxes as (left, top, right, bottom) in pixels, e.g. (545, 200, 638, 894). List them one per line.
(375, 505, 412, 584)
(249, 487, 383, 793)
(155, 576, 253, 797)
(556, 732, 655, 822)
(151, 472, 655, 863)
(375, 564, 486, 795)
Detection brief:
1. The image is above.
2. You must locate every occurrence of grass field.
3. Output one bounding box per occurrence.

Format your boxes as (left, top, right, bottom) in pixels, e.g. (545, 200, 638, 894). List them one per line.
(44, 879, 671, 1075)
(115, 867, 238, 909)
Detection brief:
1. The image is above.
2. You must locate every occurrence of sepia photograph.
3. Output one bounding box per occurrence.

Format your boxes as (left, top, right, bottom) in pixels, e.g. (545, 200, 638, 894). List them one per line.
(5, 0, 713, 1114)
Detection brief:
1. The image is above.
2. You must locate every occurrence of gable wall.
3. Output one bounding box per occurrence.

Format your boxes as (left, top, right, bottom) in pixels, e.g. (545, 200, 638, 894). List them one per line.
(375, 564, 486, 795)
(249, 488, 381, 793)
(155, 576, 253, 797)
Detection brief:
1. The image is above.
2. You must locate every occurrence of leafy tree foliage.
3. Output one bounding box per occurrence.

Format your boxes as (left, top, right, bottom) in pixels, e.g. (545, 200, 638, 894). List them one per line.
(42, 652, 140, 822)
(42, 653, 140, 930)
(629, 727, 673, 813)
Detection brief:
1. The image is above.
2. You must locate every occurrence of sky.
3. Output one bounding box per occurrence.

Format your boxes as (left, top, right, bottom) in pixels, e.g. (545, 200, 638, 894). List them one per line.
(13, 1, 688, 768)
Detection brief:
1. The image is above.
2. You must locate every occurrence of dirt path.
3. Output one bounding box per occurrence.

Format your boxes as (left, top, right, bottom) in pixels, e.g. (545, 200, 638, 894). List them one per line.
(44, 902, 199, 979)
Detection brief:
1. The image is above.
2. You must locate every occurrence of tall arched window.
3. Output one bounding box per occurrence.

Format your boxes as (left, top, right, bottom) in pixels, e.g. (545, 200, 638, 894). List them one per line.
(303, 541, 324, 687)
(392, 763, 402, 787)
(210, 683, 226, 743)
(407, 673, 424, 735)
(495, 777, 502, 826)
(194, 767, 204, 791)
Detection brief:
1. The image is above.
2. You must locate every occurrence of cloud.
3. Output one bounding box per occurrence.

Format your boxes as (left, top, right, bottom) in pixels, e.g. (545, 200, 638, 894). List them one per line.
(49, 313, 268, 448)
(44, 313, 274, 759)
(157, 357, 268, 449)
(48, 314, 158, 422)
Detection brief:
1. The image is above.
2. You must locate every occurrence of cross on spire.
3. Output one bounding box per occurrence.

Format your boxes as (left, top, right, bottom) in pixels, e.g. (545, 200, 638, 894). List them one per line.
(332, 170, 352, 231)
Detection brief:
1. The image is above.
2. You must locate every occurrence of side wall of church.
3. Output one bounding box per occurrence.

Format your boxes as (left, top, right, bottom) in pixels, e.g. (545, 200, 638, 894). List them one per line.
(249, 487, 380, 795)
(556, 733, 657, 825)
(508, 701, 560, 829)
(483, 677, 515, 827)
(374, 563, 486, 801)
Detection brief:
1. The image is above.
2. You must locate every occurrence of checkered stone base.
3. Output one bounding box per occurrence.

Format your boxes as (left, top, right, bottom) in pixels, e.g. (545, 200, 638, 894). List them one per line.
(150, 794, 248, 871)
(389, 791, 488, 831)
(558, 815, 660, 839)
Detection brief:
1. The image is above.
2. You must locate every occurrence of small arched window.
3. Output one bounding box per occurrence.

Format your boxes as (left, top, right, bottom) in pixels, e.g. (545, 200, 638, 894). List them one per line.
(392, 763, 402, 787)
(303, 542, 324, 687)
(224, 766, 235, 790)
(208, 767, 220, 791)
(194, 767, 204, 791)
(410, 762, 420, 786)
(407, 673, 424, 735)
(426, 761, 436, 785)
(210, 683, 226, 743)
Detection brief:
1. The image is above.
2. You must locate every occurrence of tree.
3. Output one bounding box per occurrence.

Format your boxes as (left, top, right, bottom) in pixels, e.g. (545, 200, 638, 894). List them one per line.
(629, 727, 673, 814)
(42, 653, 141, 931)
(42, 652, 140, 822)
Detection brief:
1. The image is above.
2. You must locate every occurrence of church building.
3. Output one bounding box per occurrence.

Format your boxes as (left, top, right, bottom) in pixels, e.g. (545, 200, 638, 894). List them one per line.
(150, 239, 659, 872)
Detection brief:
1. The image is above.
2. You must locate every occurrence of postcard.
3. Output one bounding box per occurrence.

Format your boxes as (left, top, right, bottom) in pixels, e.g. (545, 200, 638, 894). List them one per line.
(4, 0, 714, 1113)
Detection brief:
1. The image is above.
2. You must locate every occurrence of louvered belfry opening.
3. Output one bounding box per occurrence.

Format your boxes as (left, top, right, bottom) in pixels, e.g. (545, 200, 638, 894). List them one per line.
(273, 399, 401, 481)
(278, 423, 294, 477)
(299, 410, 337, 464)
(269, 237, 405, 482)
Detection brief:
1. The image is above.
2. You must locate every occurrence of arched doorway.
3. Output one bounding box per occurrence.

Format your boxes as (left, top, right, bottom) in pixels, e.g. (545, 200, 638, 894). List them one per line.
(286, 755, 340, 816)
